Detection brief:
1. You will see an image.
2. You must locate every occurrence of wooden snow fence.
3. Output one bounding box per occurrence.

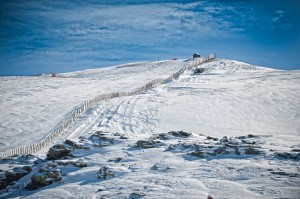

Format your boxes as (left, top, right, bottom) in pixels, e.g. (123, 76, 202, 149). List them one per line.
(0, 54, 216, 158)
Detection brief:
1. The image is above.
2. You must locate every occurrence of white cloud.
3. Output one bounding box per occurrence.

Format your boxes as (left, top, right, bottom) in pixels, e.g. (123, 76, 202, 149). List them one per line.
(273, 10, 285, 23)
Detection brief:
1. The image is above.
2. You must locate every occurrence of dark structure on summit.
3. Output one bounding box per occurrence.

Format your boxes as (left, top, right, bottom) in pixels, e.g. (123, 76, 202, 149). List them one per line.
(193, 53, 200, 59)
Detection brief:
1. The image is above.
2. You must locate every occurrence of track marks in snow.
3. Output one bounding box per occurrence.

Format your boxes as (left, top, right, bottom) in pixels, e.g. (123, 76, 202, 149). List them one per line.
(100, 93, 164, 136)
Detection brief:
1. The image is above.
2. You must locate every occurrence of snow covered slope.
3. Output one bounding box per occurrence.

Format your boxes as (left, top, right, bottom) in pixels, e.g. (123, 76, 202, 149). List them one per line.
(1, 58, 299, 198)
(0, 60, 184, 152)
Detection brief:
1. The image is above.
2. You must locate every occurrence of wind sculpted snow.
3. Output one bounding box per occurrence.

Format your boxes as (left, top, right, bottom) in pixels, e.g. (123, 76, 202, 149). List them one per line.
(0, 59, 300, 198)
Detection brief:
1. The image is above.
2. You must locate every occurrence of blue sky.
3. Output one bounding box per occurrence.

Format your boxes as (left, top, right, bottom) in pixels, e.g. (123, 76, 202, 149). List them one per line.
(0, 0, 299, 75)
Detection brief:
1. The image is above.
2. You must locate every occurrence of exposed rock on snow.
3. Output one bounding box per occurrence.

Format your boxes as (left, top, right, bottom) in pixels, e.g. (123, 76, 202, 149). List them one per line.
(47, 144, 72, 160)
(108, 157, 123, 163)
(65, 139, 90, 150)
(168, 131, 191, 138)
(97, 166, 115, 179)
(220, 136, 228, 143)
(270, 171, 299, 178)
(160, 133, 268, 159)
(72, 159, 88, 167)
(244, 146, 262, 155)
(135, 140, 164, 149)
(25, 165, 62, 190)
(90, 132, 115, 147)
(151, 131, 192, 140)
(187, 150, 206, 158)
(0, 166, 32, 190)
(275, 152, 300, 160)
(129, 192, 146, 199)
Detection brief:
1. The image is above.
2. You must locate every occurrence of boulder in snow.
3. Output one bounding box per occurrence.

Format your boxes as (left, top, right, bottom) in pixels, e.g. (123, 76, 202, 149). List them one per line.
(0, 166, 32, 190)
(135, 140, 164, 149)
(73, 159, 88, 167)
(65, 139, 90, 150)
(25, 166, 62, 190)
(97, 166, 115, 179)
(47, 144, 72, 160)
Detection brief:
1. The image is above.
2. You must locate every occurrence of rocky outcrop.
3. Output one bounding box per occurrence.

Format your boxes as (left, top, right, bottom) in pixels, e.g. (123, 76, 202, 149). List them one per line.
(25, 164, 62, 190)
(71, 159, 88, 168)
(135, 140, 164, 149)
(90, 131, 115, 147)
(129, 192, 146, 199)
(151, 131, 192, 140)
(0, 166, 32, 190)
(65, 139, 90, 150)
(187, 150, 206, 158)
(47, 144, 72, 160)
(97, 166, 115, 179)
(275, 152, 300, 160)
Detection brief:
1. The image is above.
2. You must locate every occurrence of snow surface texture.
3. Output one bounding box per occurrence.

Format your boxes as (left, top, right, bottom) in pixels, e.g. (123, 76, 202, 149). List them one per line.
(1, 58, 300, 198)
(0, 55, 214, 157)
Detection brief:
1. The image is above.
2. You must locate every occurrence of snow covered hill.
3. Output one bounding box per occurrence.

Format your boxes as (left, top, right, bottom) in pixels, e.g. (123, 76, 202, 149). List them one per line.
(0, 60, 184, 152)
(1, 58, 299, 198)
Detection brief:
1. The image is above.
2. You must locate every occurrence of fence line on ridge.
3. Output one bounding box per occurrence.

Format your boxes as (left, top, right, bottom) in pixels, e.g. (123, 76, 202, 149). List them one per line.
(0, 53, 216, 158)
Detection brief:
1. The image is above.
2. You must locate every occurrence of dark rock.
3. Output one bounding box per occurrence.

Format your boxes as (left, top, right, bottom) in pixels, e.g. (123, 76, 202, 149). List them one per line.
(0, 166, 33, 190)
(225, 143, 238, 148)
(120, 135, 129, 139)
(242, 140, 256, 145)
(236, 135, 246, 140)
(167, 142, 199, 152)
(129, 192, 146, 199)
(150, 163, 170, 171)
(34, 159, 45, 165)
(47, 144, 72, 160)
(292, 149, 300, 152)
(270, 171, 299, 177)
(151, 164, 159, 171)
(275, 152, 300, 160)
(22, 166, 32, 173)
(135, 140, 163, 149)
(235, 148, 241, 155)
(108, 157, 123, 163)
(0, 179, 8, 190)
(244, 146, 261, 155)
(169, 131, 191, 138)
(220, 136, 228, 143)
(152, 131, 191, 140)
(25, 168, 62, 190)
(94, 131, 108, 136)
(56, 161, 70, 166)
(4, 166, 32, 182)
(153, 133, 169, 140)
(90, 133, 115, 147)
(236, 134, 257, 139)
(214, 147, 230, 155)
(247, 134, 256, 138)
(207, 136, 218, 141)
(97, 166, 115, 179)
(74, 159, 88, 167)
(65, 139, 90, 150)
(47, 161, 58, 168)
(187, 150, 205, 158)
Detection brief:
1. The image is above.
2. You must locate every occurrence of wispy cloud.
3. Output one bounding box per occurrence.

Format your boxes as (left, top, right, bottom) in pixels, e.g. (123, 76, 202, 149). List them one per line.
(273, 10, 285, 23)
